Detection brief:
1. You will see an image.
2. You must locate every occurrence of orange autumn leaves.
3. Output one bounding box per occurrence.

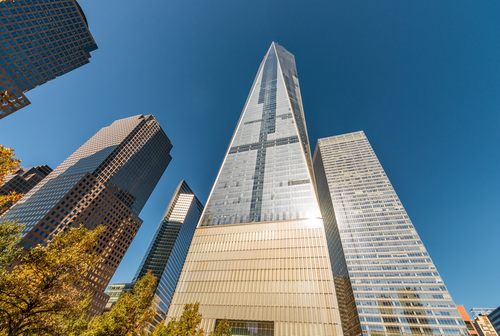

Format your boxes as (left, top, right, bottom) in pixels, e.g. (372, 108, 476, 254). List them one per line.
(0, 144, 23, 216)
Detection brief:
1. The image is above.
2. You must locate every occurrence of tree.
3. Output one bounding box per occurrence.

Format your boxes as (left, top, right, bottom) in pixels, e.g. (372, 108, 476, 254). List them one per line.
(0, 220, 24, 267)
(83, 271, 157, 336)
(210, 318, 231, 336)
(152, 302, 205, 336)
(0, 225, 105, 336)
(0, 145, 24, 268)
(0, 144, 23, 215)
(150, 322, 174, 336)
(62, 293, 94, 336)
(0, 145, 20, 185)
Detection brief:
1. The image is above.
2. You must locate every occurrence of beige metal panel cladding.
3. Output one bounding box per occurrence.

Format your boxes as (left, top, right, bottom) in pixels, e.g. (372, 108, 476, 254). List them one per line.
(167, 219, 343, 336)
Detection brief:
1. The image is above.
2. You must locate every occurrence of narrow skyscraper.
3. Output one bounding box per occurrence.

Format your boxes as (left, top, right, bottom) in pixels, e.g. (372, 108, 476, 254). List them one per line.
(313, 131, 468, 336)
(0, 0, 98, 118)
(166, 43, 343, 335)
(132, 180, 203, 324)
(1, 114, 172, 314)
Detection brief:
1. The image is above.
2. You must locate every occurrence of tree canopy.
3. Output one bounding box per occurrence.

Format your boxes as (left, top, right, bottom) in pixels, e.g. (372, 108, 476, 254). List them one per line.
(152, 302, 204, 336)
(151, 303, 232, 336)
(211, 319, 231, 336)
(83, 271, 157, 336)
(0, 220, 24, 267)
(0, 225, 105, 336)
(0, 144, 23, 215)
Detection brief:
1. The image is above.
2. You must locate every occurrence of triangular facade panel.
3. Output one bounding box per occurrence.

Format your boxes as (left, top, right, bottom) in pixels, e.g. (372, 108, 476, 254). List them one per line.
(200, 43, 320, 226)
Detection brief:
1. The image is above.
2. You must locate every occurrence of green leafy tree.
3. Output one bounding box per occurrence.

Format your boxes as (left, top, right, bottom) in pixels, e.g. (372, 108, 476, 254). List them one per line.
(210, 318, 231, 336)
(0, 225, 104, 336)
(152, 302, 205, 336)
(83, 271, 157, 336)
(0, 220, 24, 267)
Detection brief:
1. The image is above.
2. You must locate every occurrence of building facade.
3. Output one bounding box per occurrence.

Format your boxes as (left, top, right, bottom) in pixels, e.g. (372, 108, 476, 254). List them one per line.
(313, 131, 468, 336)
(470, 309, 496, 321)
(487, 306, 500, 335)
(166, 43, 343, 336)
(0, 0, 97, 118)
(474, 314, 499, 336)
(131, 180, 203, 323)
(456, 305, 479, 335)
(1, 114, 172, 314)
(0, 164, 52, 214)
(103, 282, 133, 311)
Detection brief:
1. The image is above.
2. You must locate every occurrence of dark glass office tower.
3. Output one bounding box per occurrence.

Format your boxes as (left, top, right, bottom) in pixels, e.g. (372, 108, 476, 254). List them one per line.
(488, 306, 500, 335)
(0, 164, 52, 214)
(313, 131, 468, 336)
(1, 114, 172, 314)
(0, 0, 98, 119)
(131, 180, 203, 324)
(166, 43, 343, 336)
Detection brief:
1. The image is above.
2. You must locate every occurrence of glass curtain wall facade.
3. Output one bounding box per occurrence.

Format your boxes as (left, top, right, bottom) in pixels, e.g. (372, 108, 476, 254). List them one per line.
(1, 114, 172, 314)
(313, 131, 468, 336)
(487, 307, 500, 335)
(132, 180, 204, 324)
(166, 43, 343, 336)
(0, 0, 98, 118)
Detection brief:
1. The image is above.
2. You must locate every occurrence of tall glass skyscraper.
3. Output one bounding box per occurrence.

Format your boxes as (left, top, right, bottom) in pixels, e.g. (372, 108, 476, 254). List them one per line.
(1, 114, 172, 314)
(313, 131, 468, 336)
(132, 180, 204, 324)
(0, 0, 98, 118)
(166, 43, 343, 336)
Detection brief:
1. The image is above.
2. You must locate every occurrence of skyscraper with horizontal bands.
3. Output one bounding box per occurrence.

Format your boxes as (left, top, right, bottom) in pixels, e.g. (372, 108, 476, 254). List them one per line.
(313, 131, 468, 336)
(1, 114, 172, 314)
(0, 0, 98, 118)
(166, 42, 343, 336)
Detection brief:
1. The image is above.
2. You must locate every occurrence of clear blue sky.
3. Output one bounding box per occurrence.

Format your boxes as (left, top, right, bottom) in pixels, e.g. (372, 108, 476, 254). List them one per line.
(1, 0, 499, 312)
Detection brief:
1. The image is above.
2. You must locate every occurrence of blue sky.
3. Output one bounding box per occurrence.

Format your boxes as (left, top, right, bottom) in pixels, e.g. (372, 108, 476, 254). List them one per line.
(1, 0, 499, 312)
